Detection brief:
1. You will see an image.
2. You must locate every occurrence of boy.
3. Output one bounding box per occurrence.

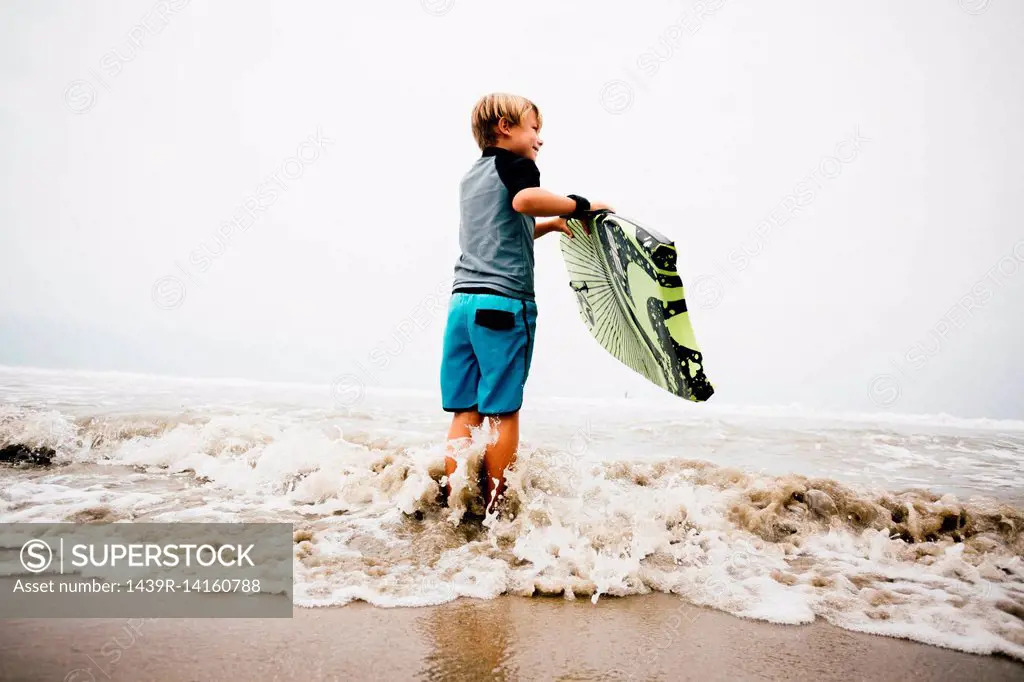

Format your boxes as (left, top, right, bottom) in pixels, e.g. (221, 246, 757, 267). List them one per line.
(440, 93, 612, 514)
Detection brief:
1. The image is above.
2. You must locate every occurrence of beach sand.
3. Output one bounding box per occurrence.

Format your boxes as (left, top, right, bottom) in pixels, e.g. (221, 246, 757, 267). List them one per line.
(0, 594, 1021, 681)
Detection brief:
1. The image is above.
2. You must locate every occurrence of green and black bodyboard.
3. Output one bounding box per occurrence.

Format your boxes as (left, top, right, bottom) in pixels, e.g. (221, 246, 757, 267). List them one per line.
(560, 211, 714, 402)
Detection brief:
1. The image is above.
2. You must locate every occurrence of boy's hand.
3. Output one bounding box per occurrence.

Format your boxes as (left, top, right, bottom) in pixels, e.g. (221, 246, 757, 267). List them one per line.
(573, 202, 614, 237)
(554, 217, 573, 238)
(535, 217, 575, 240)
(537, 203, 614, 239)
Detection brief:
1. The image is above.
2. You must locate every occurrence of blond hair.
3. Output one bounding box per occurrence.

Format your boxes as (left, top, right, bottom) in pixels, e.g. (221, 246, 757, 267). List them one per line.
(471, 93, 543, 150)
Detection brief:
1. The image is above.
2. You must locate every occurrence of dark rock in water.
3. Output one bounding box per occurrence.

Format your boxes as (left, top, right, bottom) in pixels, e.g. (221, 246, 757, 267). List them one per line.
(0, 444, 56, 467)
(939, 514, 960, 533)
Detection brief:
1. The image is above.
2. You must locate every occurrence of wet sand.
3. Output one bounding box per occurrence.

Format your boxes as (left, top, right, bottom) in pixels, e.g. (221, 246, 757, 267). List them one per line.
(0, 594, 1021, 681)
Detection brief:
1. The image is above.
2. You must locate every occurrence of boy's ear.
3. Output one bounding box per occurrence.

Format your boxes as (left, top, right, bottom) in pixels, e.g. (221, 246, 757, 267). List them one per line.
(495, 116, 512, 137)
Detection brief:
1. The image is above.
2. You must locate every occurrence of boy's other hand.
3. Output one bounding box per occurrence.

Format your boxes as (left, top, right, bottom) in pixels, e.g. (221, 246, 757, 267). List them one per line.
(536, 217, 579, 239)
(549, 217, 582, 238)
(547, 202, 613, 239)
(554, 217, 573, 237)
(577, 202, 613, 236)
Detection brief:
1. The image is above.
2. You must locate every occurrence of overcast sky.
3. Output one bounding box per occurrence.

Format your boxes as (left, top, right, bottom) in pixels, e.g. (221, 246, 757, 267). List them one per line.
(1, 0, 1022, 419)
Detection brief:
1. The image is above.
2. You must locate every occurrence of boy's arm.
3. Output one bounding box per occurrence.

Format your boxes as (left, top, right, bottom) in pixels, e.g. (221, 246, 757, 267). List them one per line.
(511, 188, 577, 217)
(514, 188, 614, 219)
(522, 191, 616, 239)
(495, 156, 613, 235)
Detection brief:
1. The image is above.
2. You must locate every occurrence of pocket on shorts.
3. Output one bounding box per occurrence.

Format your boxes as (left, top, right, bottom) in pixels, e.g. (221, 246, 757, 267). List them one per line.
(474, 308, 516, 331)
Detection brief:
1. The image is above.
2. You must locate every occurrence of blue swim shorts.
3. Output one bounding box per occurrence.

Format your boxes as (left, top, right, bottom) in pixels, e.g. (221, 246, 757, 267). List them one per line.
(440, 292, 538, 416)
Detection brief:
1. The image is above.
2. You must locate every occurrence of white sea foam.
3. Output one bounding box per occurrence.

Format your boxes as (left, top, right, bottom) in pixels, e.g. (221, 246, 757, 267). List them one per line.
(1, 367, 1022, 659)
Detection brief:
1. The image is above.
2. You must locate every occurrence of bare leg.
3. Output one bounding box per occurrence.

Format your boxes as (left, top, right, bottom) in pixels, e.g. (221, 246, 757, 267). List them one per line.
(444, 409, 483, 500)
(483, 411, 519, 513)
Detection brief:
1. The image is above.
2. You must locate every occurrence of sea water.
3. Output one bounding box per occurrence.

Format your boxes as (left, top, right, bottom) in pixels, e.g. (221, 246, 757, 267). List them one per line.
(0, 366, 1021, 659)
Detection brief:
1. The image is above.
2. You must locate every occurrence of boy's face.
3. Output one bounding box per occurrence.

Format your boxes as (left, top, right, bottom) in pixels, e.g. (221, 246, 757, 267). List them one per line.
(496, 110, 543, 161)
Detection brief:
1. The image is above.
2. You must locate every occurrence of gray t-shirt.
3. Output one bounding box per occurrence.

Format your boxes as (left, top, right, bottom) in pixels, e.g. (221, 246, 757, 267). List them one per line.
(452, 147, 540, 301)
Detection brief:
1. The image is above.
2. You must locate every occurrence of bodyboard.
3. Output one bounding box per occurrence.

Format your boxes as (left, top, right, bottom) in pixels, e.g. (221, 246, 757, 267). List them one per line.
(559, 211, 714, 402)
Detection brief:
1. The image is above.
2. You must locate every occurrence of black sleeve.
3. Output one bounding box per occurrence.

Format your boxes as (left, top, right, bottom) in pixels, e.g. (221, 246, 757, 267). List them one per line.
(494, 153, 540, 200)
